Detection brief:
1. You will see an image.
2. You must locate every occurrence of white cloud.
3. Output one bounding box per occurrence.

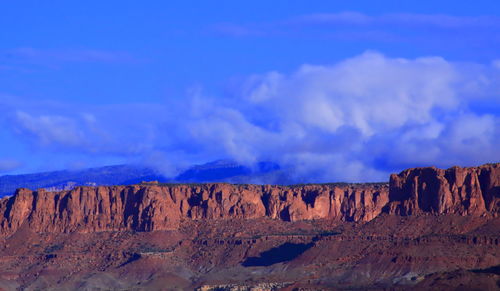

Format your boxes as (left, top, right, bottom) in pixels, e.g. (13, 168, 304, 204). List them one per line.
(185, 51, 499, 181)
(241, 52, 459, 137)
(13, 111, 86, 148)
(3, 52, 499, 181)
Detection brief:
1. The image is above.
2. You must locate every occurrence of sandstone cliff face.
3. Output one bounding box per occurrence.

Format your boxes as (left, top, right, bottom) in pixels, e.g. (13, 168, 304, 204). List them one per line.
(0, 163, 498, 235)
(0, 183, 388, 235)
(387, 163, 499, 216)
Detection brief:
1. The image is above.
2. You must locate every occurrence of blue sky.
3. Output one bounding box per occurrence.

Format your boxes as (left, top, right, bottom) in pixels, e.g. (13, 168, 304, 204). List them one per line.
(0, 1, 499, 181)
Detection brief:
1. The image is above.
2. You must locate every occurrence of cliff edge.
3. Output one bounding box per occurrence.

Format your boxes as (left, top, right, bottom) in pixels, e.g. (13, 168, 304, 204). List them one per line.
(0, 163, 498, 235)
(387, 163, 499, 216)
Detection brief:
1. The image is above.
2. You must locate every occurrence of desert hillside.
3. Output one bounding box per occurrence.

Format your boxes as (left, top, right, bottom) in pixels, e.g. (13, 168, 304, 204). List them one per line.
(0, 164, 498, 290)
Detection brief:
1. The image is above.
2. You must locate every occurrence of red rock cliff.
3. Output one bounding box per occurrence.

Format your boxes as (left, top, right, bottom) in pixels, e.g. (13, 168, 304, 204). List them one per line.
(387, 163, 499, 216)
(0, 183, 388, 235)
(0, 163, 498, 235)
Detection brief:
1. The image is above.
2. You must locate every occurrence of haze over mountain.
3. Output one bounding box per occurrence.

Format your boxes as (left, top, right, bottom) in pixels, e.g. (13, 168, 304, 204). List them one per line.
(0, 160, 286, 198)
(1, 2, 499, 183)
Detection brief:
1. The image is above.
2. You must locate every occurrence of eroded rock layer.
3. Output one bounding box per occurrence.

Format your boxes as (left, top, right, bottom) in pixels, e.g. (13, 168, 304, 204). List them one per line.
(0, 183, 388, 235)
(387, 163, 499, 216)
(0, 163, 498, 235)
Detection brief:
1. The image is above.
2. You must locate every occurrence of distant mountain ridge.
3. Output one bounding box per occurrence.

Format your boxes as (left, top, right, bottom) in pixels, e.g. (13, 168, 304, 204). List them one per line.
(0, 160, 285, 197)
(175, 160, 282, 183)
(0, 165, 163, 197)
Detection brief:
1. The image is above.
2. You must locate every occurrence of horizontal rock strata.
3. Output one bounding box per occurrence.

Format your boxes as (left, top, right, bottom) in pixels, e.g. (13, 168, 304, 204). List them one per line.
(0, 184, 388, 235)
(0, 163, 498, 235)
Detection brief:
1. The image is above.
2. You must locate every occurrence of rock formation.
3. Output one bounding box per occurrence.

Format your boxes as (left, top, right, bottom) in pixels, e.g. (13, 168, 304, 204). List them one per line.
(0, 163, 499, 290)
(0, 183, 388, 235)
(0, 163, 498, 236)
(387, 163, 499, 216)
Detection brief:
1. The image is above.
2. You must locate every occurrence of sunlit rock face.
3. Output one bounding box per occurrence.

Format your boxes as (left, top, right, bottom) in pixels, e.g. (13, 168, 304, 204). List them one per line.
(0, 164, 499, 290)
(0, 183, 389, 235)
(0, 163, 498, 236)
(387, 163, 499, 216)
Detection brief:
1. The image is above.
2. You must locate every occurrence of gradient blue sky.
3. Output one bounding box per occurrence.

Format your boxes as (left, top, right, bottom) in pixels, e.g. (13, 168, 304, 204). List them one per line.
(0, 1, 499, 181)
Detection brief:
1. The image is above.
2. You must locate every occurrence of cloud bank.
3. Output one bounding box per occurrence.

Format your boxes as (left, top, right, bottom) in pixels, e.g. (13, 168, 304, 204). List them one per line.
(2, 52, 499, 182)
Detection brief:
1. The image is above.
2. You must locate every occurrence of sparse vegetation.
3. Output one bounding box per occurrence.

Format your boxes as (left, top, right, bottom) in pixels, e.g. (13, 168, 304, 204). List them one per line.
(44, 243, 63, 254)
(135, 243, 174, 253)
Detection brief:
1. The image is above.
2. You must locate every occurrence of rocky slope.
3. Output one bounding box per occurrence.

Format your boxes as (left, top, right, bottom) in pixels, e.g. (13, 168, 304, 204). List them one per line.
(0, 163, 498, 290)
(0, 163, 498, 236)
